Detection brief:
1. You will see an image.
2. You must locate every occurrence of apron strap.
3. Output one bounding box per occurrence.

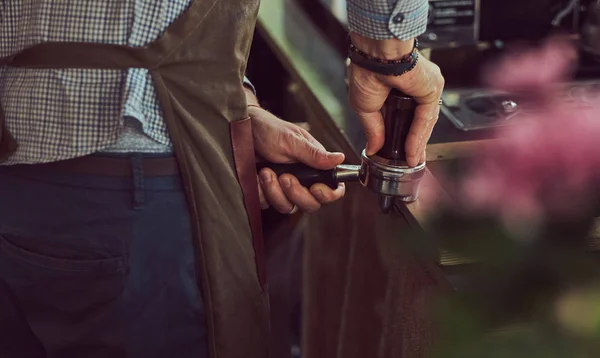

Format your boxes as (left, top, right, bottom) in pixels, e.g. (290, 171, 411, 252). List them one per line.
(0, 43, 150, 69)
(0, 0, 221, 70)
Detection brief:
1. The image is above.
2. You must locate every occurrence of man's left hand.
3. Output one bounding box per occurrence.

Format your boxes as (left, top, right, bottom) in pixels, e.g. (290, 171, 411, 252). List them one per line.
(249, 105, 346, 214)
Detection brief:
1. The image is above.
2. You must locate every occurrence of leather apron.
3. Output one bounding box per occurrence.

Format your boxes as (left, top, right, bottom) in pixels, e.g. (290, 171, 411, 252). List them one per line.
(0, 0, 270, 357)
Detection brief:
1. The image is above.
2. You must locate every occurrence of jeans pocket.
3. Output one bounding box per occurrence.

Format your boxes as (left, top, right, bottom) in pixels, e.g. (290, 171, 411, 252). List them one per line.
(0, 233, 126, 274)
(0, 233, 128, 315)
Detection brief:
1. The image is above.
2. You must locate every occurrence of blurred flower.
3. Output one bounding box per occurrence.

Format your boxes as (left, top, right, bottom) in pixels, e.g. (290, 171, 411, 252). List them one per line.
(457, 38, 600, 235)
(483, 36, 579, 97)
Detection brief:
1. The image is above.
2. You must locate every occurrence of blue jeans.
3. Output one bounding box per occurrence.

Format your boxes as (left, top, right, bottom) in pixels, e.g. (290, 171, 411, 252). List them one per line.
(0, 154, 207, 358)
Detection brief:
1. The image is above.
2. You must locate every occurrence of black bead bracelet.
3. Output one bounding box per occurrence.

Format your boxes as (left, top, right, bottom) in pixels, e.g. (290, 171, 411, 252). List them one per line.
(348, 38, 419, 76)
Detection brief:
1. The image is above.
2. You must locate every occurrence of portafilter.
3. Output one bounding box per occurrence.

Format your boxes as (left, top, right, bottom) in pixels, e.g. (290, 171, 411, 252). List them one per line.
(257, 89, 426, 214)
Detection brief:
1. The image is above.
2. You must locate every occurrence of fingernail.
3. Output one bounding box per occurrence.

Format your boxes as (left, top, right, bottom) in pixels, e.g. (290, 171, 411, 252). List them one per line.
(281, 177, 292, 188)
(260, 171, 272, 184)
(326, 152, 343, 159)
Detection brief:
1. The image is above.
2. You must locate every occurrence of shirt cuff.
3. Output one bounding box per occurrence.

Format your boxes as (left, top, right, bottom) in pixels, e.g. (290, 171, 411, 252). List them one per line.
(243, 75, 257, 95)
(346, 0, 429, 41)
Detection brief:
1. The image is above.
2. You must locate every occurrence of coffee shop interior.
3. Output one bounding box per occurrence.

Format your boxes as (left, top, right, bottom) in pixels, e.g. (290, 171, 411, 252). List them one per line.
(248, 0, 600, 357)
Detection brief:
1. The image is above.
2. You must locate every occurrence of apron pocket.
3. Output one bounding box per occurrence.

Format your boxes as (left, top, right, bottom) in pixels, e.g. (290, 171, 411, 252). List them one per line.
(230, 117, 266, 289)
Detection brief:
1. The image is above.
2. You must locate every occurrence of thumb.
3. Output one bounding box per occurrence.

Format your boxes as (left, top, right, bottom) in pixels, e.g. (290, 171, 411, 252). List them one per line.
(291, 139, 345, 170)
(257, 179, 269, 209)
(357, 111, 385, 156)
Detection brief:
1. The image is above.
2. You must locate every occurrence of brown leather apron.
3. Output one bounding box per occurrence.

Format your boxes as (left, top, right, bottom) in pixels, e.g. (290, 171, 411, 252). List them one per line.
(0, 0, 270, 357)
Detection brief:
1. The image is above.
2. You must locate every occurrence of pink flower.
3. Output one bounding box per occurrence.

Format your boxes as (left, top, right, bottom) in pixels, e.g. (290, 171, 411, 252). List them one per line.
(482, 36, 578, 95)
(456, 38, 600, 229)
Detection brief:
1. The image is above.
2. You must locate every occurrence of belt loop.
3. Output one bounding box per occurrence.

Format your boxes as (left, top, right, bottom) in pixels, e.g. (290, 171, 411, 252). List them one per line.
(131, 154, 145, 211)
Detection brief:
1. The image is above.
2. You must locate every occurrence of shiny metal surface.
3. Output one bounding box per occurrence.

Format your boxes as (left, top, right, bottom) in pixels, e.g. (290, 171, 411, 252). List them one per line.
(378, 195, 395, 214)
(441, 80, 600, 131)
(419, 0, 481, 49)
(501, 100, 518, 113)
(327, 150, 427, 208)
(358, 150, 427, 203)
(334, 164, 361, 182)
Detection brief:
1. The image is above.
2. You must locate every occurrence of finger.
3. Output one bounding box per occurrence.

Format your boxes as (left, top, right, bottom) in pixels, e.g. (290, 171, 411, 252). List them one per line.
(257, 179, 269, 209)
(310, 183, 346, 205)
(405, 102, 439, 167)
(288, 137, 345, 170)
(259, 168, 295, 214)
(415, 103, 441, 165)
(347, 65, 389, 156)
(279, 174, 322, 213)
(356, 111, 385, 156)
(420, 149, 426, 165)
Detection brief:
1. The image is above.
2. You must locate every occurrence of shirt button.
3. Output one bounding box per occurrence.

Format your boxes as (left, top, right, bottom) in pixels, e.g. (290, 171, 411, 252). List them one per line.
(392, 13, 405, 23)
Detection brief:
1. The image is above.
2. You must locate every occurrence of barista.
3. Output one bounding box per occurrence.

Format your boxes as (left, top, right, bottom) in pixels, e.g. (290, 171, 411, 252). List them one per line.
(0, 0, 443, 357)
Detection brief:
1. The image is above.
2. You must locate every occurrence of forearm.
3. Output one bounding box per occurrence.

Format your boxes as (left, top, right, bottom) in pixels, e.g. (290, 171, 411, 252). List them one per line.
(346, 0, 429, 41)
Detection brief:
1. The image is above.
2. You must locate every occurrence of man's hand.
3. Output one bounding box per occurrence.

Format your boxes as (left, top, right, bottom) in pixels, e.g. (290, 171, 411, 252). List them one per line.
(249, 105, 346, 214)
(348, 33, 445, 167)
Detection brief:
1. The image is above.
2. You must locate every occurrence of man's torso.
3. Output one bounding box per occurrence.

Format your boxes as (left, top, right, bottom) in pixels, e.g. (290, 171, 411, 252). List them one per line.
(0, 0, 193, 164)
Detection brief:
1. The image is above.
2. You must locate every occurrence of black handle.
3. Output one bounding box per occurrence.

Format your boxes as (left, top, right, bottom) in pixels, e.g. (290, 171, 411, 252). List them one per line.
(378, 89, 418, 162)
(256, 163, 338, 189)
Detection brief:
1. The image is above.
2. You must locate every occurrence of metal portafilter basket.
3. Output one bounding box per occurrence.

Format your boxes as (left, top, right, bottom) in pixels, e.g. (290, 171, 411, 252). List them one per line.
(258, 89, 426, 213)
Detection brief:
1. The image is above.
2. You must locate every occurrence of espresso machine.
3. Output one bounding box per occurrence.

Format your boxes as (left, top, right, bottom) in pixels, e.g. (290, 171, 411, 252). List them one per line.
(258, 90, 425, 214)
(424, 0, 600, 132)
(581, 0, 600, 58)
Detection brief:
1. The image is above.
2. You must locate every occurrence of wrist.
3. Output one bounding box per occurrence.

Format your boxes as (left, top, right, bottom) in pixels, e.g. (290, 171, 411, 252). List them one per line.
(244, 86, 260, 107)
(350, 32, 414, 61)
(247, 104, 263, 118)
(246, 101, 263, 119)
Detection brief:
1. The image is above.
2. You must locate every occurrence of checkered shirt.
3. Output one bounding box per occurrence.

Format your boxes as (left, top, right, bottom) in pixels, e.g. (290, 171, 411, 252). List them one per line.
(0, 0, 252, 165)
(346, 0, 430, 40)
(0, 0, 426, 165)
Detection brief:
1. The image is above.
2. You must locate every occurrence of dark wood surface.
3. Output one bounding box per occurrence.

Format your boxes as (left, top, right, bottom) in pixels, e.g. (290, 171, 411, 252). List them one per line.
(262, 210, 305, 358)
(302, 182, 451, 358)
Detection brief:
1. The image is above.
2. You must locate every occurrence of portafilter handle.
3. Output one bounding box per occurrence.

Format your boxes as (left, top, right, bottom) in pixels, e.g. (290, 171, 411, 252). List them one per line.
(256, 162, 361, 189)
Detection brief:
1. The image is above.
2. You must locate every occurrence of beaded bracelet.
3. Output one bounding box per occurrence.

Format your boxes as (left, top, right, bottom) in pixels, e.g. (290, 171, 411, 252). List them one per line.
(348, 38, 419, 76)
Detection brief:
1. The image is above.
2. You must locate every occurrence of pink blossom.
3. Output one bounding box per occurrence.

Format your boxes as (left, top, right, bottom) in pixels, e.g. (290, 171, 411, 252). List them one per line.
(482, 36, 578, 95)
(457, 38, 600, 227)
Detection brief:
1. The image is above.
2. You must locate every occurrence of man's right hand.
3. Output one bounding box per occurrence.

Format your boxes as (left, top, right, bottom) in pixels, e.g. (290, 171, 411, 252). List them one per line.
(348, 33, 445, 168)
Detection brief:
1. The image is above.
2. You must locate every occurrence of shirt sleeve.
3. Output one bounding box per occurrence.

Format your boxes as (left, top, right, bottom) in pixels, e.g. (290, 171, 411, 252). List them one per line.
(346, 0, 430, 41)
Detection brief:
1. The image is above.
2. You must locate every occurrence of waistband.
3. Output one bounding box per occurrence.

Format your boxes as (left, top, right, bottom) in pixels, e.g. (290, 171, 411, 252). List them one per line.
(3, 153, 179, 177)
(0, 153, 182, 191)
